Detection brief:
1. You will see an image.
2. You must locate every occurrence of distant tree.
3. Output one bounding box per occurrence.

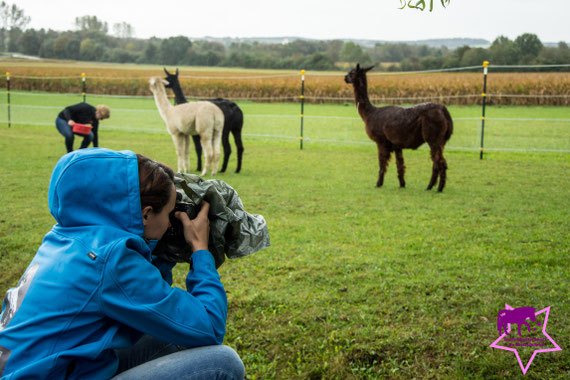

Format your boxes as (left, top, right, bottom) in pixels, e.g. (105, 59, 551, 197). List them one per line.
(340, 42, 372, 64)
(65, 38, 81, 60)
(140, 41, 158, 63)
(79, 38, 104, 61)
(536, 41, 570, 66)
(158, 36, 192, 65)
(454, 45, 471, 62)
(460, 47, 488, 66)
(514, 33, 543, 64)
(284, 40, 320, 56)
(555, 41, 570, 64)
(419, 55, 441, 70)
(301, 52, 336, 70)
(186, 49, 224, 66)
(18, 28, 42, 55)
(0, 1, 30, 51)
(53, 35, 69, 57)
(441, 55, 460, 69)
(74, 15, 108, 34)
(195, 40, 225, 54)
(105, 47, 137, 63)
(400, 56, 421, 71)
(489, 36, 519, 65)
(326, 40, 343, 62)
(6, 26, 21, 51)
(38, 38, 55, 58)
(112, 22, 134, 39)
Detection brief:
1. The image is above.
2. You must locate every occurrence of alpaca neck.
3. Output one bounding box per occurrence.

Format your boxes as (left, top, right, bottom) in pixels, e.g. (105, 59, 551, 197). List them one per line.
(353, 76, 374, 116)
(150, 83, 173, 121)
(170, 80, 188, 104)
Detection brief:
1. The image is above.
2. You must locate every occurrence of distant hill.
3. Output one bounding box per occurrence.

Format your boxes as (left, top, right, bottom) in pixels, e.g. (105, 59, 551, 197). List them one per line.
(195, 36, 492, 49)
(193, 36, 563, 49)
(343, 38, 491, 49)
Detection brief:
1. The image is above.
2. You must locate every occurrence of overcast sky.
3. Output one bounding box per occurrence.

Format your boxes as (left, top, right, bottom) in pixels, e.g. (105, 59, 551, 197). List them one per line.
(15, 0, 570, 43)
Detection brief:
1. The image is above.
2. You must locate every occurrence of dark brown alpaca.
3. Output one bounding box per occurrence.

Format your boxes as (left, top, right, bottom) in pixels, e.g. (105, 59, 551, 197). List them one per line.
(344, 64, 453, 192)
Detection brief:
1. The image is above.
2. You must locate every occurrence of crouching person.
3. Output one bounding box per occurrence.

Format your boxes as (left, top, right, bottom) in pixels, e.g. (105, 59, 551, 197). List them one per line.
(0, 148, 245, 380)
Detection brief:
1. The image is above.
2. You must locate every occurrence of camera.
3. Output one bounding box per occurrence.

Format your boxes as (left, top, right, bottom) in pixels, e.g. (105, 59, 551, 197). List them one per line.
(152, 173, 270, 269)
(153, 192, 202, 263)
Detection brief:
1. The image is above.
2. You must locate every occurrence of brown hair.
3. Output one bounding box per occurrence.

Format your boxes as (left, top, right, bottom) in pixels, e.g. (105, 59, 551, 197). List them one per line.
(96, 104, 111, 119)
(137, 154, 175, 213)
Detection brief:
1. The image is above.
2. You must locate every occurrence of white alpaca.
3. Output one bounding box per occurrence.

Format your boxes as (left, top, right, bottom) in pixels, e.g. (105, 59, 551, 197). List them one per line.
(149, 77, 224, 176)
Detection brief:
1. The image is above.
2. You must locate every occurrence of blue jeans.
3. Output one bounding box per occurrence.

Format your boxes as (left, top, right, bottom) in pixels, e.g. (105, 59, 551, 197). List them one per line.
(55, 117, 93, 153)
(111, 335, 245, 380)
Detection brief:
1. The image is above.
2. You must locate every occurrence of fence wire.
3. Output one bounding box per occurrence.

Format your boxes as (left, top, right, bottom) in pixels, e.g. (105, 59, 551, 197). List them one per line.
(2, 63, 569, 154)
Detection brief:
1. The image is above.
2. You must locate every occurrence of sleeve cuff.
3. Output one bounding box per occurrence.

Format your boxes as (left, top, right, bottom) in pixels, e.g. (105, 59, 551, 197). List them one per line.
(190, 250, 216, 269)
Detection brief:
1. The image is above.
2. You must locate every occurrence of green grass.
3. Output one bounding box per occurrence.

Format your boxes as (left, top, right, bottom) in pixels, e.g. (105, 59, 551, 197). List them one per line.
(0, 96, 569, 379)
(2, 91, 569, 153)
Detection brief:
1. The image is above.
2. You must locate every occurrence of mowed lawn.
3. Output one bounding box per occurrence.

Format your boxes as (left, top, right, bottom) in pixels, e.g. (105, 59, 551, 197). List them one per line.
(0, 98, 569, 379)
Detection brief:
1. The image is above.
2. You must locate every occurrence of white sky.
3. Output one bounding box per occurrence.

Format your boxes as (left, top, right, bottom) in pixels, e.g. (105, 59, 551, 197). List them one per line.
(15, 0, 570, 43)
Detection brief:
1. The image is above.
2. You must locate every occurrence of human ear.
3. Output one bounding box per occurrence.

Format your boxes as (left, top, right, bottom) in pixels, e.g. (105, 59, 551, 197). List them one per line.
(142, 205, 153, 226)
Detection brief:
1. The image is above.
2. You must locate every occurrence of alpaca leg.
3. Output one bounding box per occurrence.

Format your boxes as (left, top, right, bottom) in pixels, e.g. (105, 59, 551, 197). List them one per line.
(201, 141, 213, 177)
(211, 126, 223, 176)
(437, 149, 448, 192)
(199, 129, 214, 176)
(233, 130, 244, 173)
(171, 134, 185, 173)
(220, 128, 231, 173)
(182, 134, 191, 173)
(426, 146, 441, 191)
(395, 149, 406, 188)
(192, 135, 202, 172)
(376, 147, 391, 188)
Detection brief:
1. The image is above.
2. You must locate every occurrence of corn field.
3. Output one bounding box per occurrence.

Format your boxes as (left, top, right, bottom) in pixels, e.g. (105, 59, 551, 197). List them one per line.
(1, 60, 569, 105)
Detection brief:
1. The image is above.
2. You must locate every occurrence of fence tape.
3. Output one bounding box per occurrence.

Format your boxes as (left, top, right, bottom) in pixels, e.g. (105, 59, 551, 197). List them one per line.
(7, 104, 570, 123)
(6, 90, 568, 103)
(3, 119, 568, 153)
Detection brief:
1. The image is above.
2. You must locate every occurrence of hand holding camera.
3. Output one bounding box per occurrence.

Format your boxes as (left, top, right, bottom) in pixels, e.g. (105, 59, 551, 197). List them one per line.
(175, 201, 210, 253)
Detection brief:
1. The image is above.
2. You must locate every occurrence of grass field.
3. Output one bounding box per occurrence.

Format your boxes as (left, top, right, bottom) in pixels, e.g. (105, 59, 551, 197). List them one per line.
(0, 95, 569, 378)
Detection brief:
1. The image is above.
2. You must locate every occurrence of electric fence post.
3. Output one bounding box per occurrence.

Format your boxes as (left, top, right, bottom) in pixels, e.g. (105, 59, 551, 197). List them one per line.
(299, 69, 305, 150)
(479, 61, 489, 159)
(6, 72, 10, 128)
(81, 73, 86, 103)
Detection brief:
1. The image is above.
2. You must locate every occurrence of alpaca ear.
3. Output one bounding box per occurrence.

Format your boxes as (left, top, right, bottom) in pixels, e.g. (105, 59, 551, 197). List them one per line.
(162, 79, 170, 86)
(356, 63, 360, 70)
(163, 67, 170, 75)
(175, 68, 179, 76)
(363, 65, 375, 72)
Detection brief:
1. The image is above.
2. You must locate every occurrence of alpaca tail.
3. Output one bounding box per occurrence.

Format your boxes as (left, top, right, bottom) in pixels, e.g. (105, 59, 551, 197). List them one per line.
(441, 106, 454, 142)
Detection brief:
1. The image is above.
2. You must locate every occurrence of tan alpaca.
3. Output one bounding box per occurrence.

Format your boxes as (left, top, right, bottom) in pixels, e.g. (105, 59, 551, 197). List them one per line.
(149, 77, 224, 176)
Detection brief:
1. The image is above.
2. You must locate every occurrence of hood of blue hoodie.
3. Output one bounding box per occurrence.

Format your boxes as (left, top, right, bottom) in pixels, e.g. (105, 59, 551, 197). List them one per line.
(48, 148, 144, 238)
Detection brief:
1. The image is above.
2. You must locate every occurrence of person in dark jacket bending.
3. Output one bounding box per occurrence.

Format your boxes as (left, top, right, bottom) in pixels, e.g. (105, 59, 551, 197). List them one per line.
(55, 103, 110, 153)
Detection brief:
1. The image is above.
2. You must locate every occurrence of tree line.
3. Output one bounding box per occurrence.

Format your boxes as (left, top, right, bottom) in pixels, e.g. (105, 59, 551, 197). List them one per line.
(2, 11, 569, 71)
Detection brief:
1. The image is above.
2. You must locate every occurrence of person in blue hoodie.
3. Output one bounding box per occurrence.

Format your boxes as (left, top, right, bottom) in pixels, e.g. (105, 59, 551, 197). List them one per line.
(0, 148, 245, 380)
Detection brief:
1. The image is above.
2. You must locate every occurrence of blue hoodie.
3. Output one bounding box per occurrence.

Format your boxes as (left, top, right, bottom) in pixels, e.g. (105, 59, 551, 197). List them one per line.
(0, 148, 227, 379)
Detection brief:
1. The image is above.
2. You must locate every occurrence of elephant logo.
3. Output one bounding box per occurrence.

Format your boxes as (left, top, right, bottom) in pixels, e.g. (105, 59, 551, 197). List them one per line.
(497, 307, 541, 336)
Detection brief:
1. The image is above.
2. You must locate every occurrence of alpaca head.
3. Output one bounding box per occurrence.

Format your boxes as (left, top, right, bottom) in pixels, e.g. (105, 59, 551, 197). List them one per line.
(149, 77, 169, 93)
(344, 63, 374, 84)
(163, 67, 179, 89)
